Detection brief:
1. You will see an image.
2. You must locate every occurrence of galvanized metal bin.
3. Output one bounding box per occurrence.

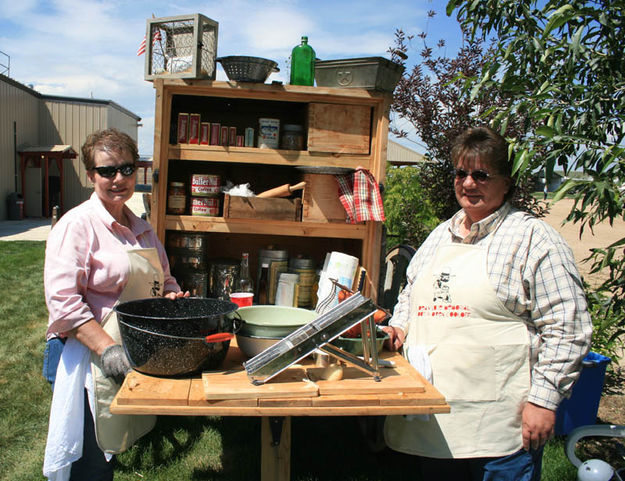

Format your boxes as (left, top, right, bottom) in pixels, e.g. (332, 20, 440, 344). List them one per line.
(314, 57, 404, 92)
(144, 13, 219, 81)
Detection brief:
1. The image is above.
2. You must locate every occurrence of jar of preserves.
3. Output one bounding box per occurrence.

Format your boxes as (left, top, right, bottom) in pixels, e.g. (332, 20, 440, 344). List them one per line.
(167, 182, 186, 214)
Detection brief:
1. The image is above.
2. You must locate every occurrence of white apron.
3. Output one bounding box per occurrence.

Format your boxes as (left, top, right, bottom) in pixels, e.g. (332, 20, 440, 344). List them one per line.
(384, 237, 530, 458)
(45, 248, 161, 480)
(90, 248, 161, 453)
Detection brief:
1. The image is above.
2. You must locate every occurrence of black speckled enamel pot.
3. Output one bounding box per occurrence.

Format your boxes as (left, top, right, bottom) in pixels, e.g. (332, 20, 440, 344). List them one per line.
(115, 297, 239, 377)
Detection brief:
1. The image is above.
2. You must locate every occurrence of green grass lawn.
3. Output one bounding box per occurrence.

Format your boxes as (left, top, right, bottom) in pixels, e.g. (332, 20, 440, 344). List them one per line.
(0, 241, 579, 480)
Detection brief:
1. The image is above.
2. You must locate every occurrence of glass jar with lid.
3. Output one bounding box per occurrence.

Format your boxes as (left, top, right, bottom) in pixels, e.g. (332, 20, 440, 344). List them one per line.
(280, 124, 304, 150)
(167, 181, 186, 214)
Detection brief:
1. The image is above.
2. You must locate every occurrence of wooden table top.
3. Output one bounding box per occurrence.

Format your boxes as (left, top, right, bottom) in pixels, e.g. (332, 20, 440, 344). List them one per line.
(111, 345, 449, 417)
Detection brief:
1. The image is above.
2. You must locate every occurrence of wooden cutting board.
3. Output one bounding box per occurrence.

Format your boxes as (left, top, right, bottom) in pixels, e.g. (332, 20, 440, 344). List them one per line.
(117, 371, 191, 406)
(202, 353, 424, 401)
(308, 364, 424, 396)
(203, 366, 318, 400)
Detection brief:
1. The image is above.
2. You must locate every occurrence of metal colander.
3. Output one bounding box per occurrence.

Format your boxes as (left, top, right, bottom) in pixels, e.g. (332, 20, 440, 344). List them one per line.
(216, 56, 280, 83)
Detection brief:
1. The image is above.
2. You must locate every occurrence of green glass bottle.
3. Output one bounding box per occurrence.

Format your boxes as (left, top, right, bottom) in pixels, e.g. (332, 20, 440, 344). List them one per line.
(290, 36, 316, 86)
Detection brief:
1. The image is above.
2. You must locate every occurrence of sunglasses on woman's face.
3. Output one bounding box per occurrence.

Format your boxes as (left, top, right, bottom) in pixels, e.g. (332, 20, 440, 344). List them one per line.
(91, 163, 137, 178)
(454, 168, 499, 183)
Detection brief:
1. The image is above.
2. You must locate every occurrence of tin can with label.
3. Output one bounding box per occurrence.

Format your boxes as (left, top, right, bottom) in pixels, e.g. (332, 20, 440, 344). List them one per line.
(190, 174, 221, 197)
(258, 118, 280, 149)
(177, 113, 189, 144)
(289, 256, 317, 307)
(188, 113, 201, 144)
(191, 196, 220, 216)
(244, 127, 255, 147)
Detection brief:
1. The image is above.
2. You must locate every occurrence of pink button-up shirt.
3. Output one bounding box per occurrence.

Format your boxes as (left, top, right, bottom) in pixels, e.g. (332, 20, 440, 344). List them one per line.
(45, 193, 179, 339)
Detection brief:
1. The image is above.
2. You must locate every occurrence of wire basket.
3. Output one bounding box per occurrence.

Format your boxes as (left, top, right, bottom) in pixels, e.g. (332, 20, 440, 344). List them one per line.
(216, 56, 279, 83)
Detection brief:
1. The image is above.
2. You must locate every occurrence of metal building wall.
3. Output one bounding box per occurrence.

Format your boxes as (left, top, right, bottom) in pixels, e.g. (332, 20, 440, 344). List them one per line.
(39, 99, 108, 210)
(0, 77, 40, 219)
(387, 140, 426, 166)
(106, 105, 139, 144)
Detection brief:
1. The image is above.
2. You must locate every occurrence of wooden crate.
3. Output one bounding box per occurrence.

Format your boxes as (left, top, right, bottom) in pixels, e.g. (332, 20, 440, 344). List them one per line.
(223, 194, 301, 221)
(307, 103, 371, 154)
(301, 174, 348, 223)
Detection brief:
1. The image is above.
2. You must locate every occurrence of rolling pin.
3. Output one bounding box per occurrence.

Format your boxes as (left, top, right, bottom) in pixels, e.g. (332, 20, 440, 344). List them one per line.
(256, 181, 307, 198)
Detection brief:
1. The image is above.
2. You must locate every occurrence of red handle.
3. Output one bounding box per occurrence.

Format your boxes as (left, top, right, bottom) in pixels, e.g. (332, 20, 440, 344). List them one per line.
(204, 332, 234, 343)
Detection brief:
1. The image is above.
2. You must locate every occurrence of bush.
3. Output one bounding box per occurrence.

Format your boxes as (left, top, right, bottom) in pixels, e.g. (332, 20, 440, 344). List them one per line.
(383, 165, 441, 247)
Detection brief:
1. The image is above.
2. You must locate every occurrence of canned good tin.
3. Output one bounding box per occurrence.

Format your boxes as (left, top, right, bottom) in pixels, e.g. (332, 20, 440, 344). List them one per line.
(177, 113, 189, 144)
(166, 231, 209, 250)
(190, 174, 221, 197)
(290, 256, 316, 307)
(258, 247, 289, 304)
(191, 196, 220, 216)
(166, 231, 210, 275)
(177, 271, 209, 297)
(244, 127, 255, 147)
(258, 118, 280, 149)
(209, 258, 240, 300)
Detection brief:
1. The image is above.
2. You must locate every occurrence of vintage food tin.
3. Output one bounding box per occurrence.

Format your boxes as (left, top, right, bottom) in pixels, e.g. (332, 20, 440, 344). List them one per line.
(189, 113, 201, 144)
(289, 256, 317, 307)
(210, 123, 221, 145)
(166, 231, 210, 250)
(258, 118, 280, 149)
(200, 122, 210, 145)
(244, 127, 255, 147)
(191, 196, 220, 216)
(257, 247, 289, 304)
(176, 271, 209, 298)
(209, 258, 240, 300)
(190, 174, 221, 197)
(165, 231, 210, 275)
(220, 126, 229, 146)
(177, 113, 189, 144)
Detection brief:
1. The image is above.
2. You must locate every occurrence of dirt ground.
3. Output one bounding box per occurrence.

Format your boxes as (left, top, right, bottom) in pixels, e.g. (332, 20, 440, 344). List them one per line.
(542, 199, 625, 467)
(542, 198, 625, 287)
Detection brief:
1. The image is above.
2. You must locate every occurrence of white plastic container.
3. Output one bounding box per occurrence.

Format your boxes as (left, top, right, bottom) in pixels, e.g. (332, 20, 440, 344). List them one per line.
(258, 118, 280, 149)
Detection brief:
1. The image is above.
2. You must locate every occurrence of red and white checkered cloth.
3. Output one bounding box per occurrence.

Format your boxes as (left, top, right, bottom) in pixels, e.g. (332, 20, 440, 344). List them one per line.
(336, 168, 385, 223)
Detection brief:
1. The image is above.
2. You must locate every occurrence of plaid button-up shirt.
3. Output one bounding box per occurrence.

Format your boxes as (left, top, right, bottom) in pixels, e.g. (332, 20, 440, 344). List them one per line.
(389, 202, 593, 410)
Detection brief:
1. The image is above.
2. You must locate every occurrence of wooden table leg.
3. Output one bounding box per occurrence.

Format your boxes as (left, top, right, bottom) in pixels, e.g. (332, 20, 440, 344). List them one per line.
(261, 416, 291, 481)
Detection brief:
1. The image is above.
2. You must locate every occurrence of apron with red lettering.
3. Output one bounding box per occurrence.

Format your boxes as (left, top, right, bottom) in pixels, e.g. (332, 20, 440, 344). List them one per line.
(384, 237, 530, 458)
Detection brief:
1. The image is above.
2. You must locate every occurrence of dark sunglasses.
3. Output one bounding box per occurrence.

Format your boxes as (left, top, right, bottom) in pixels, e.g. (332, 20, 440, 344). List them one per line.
(91, 163, 137, 178)
(454, 168, 499, 183)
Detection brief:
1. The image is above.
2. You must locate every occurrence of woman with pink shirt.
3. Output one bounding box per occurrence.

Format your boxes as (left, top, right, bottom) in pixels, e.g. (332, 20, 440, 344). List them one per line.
(42, 128, 186, 481)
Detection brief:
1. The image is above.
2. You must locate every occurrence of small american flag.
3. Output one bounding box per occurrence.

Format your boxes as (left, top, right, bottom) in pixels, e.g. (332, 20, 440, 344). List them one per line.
(137, 29, 162, 56)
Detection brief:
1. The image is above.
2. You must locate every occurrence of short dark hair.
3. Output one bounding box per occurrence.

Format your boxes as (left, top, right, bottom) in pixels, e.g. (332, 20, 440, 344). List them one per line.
(451, 126, 511, 177)
(81, 128, 139, 171)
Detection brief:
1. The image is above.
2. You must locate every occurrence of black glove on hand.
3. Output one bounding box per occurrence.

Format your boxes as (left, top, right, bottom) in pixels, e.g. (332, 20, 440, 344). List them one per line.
(100, 344, 132, 384)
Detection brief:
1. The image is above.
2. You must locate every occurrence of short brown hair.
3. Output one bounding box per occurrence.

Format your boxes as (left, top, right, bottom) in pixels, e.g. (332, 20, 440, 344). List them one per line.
(81, 128, 139, 171)
(451, 126, 511, 177)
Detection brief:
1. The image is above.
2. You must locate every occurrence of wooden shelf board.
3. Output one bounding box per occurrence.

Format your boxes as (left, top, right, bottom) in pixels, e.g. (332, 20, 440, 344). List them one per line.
(164, 216, 366, 239)
(168, 145, 370, 169)
(157, 79, 386, 105)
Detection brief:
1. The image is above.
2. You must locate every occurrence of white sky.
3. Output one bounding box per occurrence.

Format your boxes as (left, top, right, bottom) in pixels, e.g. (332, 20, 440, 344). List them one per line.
(0, 0, 463, 156)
